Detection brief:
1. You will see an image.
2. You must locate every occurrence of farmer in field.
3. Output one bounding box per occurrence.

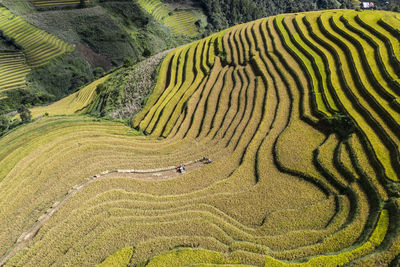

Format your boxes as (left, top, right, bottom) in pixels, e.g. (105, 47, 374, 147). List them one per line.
(201, 156, 212, 164)
(176, 164, 185, 173)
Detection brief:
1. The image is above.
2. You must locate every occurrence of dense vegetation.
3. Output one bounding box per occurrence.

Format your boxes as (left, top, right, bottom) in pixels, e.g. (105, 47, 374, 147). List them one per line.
(194, 0, 349, 30)
(196, 0, 400, 32)
(26, 51, 93, 99)
(0, 8, 399, 267)
(86, 50, 169, 119)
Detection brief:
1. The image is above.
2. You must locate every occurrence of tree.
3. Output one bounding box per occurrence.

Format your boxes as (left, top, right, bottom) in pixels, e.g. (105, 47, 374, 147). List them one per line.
(123, 57, 133, 68)
(93, 66, 104, 78)
(0, 116, 9, 136)
(18, 105, 31, 123)
(79, 0, 86, 8)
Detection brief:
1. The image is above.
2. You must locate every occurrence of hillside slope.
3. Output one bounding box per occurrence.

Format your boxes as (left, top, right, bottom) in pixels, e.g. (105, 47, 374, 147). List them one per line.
(0, 6, 73, 92)
(0, 0, 197, 116)
(0, 9, 399, 267)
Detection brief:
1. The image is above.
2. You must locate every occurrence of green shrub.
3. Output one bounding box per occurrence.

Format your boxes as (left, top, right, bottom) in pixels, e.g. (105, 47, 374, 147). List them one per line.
(17, 104, 31, 123)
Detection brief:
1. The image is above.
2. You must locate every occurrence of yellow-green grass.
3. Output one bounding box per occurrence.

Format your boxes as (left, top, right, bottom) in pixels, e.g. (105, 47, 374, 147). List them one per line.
(1, 9, 400, 267)
(137, 0, 199, 37)
(163, 11, 199, 37)
(29, 74, 110, 119)
(0, 52, 30, 92)
(29, 0, 89, 8)
(137, 0, 170, 21)
(97, 247, 133, 267)
(0, 7, 73, 68)
(145, 248, 247, 266)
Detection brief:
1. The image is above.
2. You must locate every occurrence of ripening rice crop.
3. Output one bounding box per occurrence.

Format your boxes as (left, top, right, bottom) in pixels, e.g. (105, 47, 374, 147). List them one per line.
(0, 7, 73, 67)
(0, 52, 30, 92)
(137, 0, 199, 37)
(29, 0, 89, 9)
(0, 9, 399, 267)
(0, 7, 73, 92)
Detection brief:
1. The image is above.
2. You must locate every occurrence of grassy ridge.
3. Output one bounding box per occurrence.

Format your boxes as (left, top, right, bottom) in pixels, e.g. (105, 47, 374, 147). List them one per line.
(0, 9, 399, 267)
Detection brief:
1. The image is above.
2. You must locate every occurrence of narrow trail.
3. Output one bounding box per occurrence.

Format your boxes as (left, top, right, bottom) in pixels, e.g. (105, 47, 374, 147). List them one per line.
(0, 158, 209, 266)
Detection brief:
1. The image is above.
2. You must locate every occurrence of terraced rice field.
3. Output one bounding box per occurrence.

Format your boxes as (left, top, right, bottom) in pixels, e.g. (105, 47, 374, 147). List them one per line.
(29, 0, 89, 9)
(0, 7, 73, 91)
(0, 52, 30, 92)
(0, 9, 400, 267)
(137, 0, 199, 37)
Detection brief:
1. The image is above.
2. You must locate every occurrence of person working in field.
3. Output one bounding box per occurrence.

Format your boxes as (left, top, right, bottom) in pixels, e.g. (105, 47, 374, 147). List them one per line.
(176, 164, 185, 173)
(201, 156, 212, 164)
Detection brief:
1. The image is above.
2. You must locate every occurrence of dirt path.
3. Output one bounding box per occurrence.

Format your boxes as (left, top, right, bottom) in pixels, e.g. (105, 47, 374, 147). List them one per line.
(0, 158, 209, 266)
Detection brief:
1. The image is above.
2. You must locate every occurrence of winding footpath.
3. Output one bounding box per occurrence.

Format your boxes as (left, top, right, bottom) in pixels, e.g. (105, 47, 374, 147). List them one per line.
(0, 158, 208, 266)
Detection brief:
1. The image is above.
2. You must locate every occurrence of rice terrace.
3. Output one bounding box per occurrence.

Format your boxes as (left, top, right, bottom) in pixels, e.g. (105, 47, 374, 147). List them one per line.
(0, 0, 399, 266)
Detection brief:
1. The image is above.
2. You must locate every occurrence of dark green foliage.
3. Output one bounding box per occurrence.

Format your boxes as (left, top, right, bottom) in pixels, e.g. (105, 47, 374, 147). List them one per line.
(0, 30, 22, 51)
(23, 6, 141, 67)
(0, 51, 93, 120)
(17, 105, 31, 123)
(198, 0, 349, 31)
(387, 182, 400, 197)
(123, 57, 133, 68)
(0, 115, 21, 137)
(0, 89, 55, 115)
(26, 51, 93, 99)
(100, 2, 191, 63)
(380, 0, 400, 12)
(142, 47, 151, 57)
(319, 113, 356, 139)
(93, 66, 105, 78)
(78, 0, 86, 8)
(0, 37, 17, 51)
(96, 83, 105, 94)
(0, 116, 9, 135)
(75, 15, 135, 66)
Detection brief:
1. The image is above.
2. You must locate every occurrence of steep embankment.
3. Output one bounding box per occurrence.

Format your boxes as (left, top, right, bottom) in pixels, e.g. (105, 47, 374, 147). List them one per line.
(0, 9, 399, 267)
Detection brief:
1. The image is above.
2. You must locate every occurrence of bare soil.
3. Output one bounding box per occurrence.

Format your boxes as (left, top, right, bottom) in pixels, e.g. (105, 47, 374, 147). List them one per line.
(76, 43, 112, 71)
